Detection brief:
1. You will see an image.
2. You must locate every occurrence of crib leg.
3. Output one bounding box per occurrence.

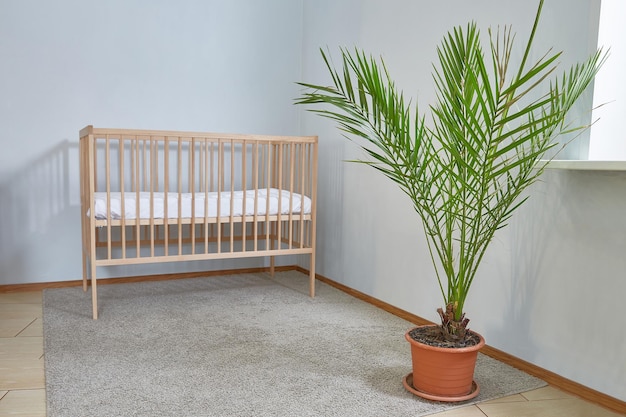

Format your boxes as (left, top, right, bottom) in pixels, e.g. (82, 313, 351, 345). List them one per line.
(269, 256, 275, 277)
(82, 255, 88, 292)
(91, 264, 98, 320)
(309, 253, 316, 298)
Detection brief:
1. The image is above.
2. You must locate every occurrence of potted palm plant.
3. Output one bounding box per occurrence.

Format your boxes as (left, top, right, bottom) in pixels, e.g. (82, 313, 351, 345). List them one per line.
(296, 0, 606, 402)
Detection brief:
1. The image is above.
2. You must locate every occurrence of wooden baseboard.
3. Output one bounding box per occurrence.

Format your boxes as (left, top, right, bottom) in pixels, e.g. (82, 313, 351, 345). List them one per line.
(306, 268, 626, 415)
(3, 265, 625, 414)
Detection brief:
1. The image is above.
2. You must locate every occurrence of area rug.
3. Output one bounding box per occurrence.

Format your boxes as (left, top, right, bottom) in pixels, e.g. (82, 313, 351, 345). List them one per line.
(43, 270, 546, 417)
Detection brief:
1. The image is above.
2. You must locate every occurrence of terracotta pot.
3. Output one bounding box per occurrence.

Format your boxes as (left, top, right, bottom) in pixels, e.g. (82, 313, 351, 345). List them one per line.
(403, 325, 485, 402)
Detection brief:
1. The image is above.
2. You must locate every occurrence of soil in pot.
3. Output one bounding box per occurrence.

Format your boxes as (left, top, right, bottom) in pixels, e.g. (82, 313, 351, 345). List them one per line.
(407, 325, 482, 348)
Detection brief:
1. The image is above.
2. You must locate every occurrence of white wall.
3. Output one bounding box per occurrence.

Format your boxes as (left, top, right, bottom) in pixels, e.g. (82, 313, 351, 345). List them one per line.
(0, 0, 304, 283)
(300, 0, 626, 402)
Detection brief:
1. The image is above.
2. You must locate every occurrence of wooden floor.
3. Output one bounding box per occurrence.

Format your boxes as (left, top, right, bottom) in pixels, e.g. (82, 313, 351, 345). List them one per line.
(0, 290, 623, 417)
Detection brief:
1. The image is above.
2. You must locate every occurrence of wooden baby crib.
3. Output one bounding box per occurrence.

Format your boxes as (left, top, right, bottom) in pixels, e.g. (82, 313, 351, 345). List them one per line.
(79, 126, 318, 319)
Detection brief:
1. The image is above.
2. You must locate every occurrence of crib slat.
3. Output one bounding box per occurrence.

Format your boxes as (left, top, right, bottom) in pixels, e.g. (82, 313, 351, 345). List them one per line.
(288, 143, 295, 249)
(149, 138, 156, 257)
(190, 138, 196, 255)
(253, 142, 259, 252)
(119, 136, 128, 259)
(210, 141, 216, 246)
(105, 137, 112, 260)
(204, 140, 210, 254)
(135, 137, 141, 256)
(241, 142, 247, 253)
(179, 137, 183, 255)
(297, 144, 304, 248)
(163, 137, 169, 256)
(265, 144, 271, 255)
(276, 143, 283, 256)
(217, 140, 223, 253)
(229, 139, 235, 253)
(152, 137, 159, 252)
(141, 139, 149, 247)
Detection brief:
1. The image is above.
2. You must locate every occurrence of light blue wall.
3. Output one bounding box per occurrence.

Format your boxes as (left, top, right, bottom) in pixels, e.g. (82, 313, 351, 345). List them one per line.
(0, 0, 305, 283)
(300, 0, 626, 403)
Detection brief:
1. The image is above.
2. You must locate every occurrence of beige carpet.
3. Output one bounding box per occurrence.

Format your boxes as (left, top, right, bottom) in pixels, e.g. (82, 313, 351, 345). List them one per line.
(43, 270, 546, 417)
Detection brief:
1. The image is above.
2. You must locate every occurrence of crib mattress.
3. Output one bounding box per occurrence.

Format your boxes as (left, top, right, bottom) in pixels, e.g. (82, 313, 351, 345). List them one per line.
(93, 188, 312, 220)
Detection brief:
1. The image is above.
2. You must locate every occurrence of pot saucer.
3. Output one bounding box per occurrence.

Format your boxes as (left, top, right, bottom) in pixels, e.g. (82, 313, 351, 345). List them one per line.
(402, 373, 480, 402)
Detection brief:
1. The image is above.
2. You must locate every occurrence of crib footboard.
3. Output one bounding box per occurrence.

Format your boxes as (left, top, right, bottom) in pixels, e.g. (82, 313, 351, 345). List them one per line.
(79, 126, 318, 319)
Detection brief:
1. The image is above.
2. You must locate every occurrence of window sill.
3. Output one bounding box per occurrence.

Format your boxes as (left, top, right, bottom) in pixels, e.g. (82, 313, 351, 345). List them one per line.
(543, 160, 626, 171)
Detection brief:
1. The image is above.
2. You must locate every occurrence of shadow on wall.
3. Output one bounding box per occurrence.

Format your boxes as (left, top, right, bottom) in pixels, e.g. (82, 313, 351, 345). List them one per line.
(0, 140, 81, 284)
(503, 171, 565, 364)
(319, 139, 346, 278)
(505, 169, 626, 400)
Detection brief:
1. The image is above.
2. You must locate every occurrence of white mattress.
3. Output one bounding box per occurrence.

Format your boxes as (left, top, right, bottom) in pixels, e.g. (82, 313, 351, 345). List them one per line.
(93, 188, 312, 220)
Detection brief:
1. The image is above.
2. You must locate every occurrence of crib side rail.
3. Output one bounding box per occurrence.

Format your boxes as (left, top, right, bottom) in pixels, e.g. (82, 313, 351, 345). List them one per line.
(79, 126, 317, 264)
